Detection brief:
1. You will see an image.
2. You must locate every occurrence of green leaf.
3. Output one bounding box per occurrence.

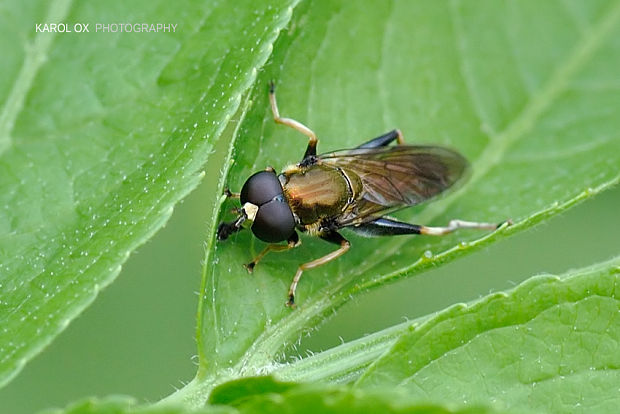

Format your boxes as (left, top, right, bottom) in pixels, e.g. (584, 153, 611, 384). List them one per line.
(209, 377, 507, 414)
(272, 255, 620, 390)
(0, 0, 298, 387)
(37, 384, 508, 414)
(38, 396, 233, 414)
(208, 376, 297, 407)
(176, 0, 620, 404)
(355, 256, 620, 413)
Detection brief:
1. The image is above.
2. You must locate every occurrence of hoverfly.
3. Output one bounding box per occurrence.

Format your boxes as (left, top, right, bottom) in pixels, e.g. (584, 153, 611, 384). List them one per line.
(217, 82, 509, 307)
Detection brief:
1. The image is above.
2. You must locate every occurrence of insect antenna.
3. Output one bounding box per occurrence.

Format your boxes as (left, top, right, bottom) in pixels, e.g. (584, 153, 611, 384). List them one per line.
(217, 214, 246, 241)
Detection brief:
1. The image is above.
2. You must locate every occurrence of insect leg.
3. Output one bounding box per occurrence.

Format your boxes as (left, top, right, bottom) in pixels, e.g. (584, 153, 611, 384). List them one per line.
(356, 129, 404, 149)
(287, 231, 350, 307)
(223, 188, 240, 199)
(352, 217, 509, 237)
(245, 232, 300, 273)
(417, 219, 509, 235)
(269, 82, 318, 158)
(350, 217, 422, 236)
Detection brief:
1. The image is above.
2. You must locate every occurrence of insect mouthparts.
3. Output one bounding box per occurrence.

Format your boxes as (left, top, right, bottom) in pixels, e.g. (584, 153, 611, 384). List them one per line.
(216, 222, 232, 241)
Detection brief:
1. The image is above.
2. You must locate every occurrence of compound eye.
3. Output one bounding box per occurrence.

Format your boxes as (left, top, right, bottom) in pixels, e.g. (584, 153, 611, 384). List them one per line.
(240, 171, 283, 206)
(252, 199, 296, 243)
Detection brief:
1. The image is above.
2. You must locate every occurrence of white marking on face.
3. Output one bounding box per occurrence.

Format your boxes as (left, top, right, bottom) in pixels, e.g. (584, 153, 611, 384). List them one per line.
(243, 202, 259, 222)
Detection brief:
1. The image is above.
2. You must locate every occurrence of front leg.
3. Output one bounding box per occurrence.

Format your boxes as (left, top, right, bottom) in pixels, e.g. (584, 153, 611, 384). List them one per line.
(287, 231, 350, 308)
(245, 232, 300, 272)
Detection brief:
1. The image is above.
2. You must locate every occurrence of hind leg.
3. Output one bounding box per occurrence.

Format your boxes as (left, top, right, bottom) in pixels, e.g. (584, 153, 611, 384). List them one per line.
(351, 217, 510, 237)
(356, 129, 404, 149)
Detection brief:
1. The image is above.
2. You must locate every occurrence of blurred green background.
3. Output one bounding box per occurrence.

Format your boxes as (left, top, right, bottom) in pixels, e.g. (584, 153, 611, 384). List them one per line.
(0, 137, 618, 413)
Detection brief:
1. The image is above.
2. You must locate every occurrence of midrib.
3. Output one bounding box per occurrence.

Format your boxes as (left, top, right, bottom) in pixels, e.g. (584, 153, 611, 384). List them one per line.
(235, 1, 620, 374)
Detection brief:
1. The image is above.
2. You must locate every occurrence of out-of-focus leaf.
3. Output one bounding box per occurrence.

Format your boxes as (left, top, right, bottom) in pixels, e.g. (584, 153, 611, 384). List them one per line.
(38, 396, 233, 414)
(209, 376, 508, 414)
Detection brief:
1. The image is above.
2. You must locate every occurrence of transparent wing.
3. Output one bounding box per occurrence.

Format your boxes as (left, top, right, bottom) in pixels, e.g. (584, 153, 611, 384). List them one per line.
(319, 145, 468, 226)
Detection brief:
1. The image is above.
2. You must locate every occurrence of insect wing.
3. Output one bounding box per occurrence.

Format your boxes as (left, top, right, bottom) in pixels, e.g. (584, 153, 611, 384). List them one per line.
(319, 145, 468, 225)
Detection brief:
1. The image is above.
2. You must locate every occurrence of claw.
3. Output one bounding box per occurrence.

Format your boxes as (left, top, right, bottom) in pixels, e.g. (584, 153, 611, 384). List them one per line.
(285, 294, 296, 309)
(244, 262, 255, 273)
(497, 219, 513, 229)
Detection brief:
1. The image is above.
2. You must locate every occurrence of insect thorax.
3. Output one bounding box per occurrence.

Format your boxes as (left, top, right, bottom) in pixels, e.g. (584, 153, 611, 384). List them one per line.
(281, 164, 353, 225)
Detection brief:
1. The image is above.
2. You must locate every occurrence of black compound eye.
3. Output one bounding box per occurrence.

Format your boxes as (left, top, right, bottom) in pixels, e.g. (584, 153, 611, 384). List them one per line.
(252, 199, 295, 243)
(240, 170, 283, 206)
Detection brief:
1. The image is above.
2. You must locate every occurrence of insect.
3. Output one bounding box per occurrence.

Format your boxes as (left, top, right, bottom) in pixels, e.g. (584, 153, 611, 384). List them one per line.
(217, 82, 509, 307)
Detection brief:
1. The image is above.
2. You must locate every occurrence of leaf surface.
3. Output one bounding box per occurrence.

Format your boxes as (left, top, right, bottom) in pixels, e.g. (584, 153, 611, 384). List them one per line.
(37, 386, 507, 414)
(188, 0, 620, 402)
(38, 396, 232, 414)
(209, 377, 507, 414)
(0, 0, 298, 387)
(355, 256, 620, 413)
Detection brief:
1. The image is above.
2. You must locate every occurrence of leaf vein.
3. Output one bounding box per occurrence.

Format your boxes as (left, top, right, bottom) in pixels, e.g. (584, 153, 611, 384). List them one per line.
(0, 0, 73, 156)
(348, 0, 620, 280)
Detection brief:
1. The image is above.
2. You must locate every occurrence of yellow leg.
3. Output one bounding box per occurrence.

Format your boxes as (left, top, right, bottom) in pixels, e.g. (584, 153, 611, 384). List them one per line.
(245, 237, 300, 273)
(269, 82, 318, 157)
(224, 188, 240, 199)
(395, 129, 405, 145)
(418, 219, 511, 236)
(287, 238, 350, 307)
